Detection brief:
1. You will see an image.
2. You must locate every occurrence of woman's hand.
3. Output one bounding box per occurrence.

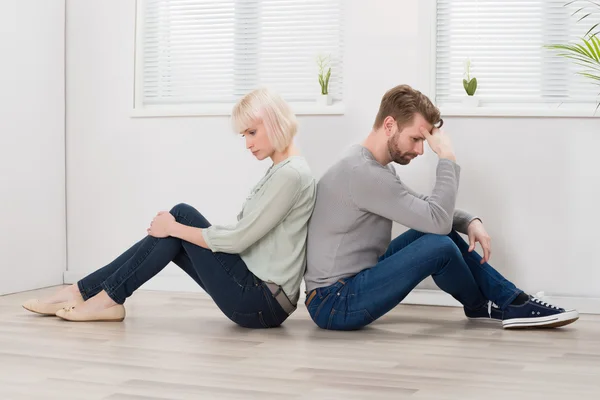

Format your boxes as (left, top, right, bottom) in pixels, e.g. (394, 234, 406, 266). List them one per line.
(147, 211, 176, 238)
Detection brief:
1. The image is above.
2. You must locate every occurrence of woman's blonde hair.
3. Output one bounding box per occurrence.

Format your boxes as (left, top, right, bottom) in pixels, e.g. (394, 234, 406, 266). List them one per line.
(231, 88, 298, 152)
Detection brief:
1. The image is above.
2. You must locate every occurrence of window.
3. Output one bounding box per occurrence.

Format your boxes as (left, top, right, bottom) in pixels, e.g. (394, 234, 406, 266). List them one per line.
(135, 0, 344, 115)
(435, 0, 600, 111)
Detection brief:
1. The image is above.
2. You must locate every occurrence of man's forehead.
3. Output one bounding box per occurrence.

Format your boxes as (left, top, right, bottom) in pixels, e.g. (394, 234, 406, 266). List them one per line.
(415, 124, 432, 138)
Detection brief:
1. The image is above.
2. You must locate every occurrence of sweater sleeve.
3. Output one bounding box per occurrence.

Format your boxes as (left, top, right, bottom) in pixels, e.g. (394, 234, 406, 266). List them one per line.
(399, 169, 479, 234)
(350, 159, 462, 235)
(202, 167, 302, 254)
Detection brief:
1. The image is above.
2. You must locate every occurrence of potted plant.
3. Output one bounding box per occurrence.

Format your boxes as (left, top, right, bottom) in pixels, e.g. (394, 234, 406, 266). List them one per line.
(462, 58, 479, 107)
(317, 54, 332, 106)
(546, 0, 600, 112)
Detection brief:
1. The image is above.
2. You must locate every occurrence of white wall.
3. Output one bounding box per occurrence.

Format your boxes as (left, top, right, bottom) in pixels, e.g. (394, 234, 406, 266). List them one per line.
(65, 0, 600, 310)
(0, 1, 66, 295)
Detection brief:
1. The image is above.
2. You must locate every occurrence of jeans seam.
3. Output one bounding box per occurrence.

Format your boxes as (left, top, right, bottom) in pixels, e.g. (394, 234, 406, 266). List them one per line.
(464, 252, 511, 288)
(100, 281, 123, 304)
(327, 308, 336, 329)
(104, 237, 161, 302)
(314, 292, 333, 321)
(461, 250, 522, 309)
(260, 284, 280, 321)
(77, 280, 91, 301)
(499, 289, 523, 310)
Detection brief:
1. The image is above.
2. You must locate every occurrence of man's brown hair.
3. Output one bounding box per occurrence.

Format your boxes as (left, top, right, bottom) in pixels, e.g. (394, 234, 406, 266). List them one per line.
(373, 84, 443, 131)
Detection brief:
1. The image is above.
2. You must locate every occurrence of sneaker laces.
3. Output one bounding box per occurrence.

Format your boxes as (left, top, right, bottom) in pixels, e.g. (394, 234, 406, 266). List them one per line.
(487, 301, 499, 317)
(531, 291, 560, 309)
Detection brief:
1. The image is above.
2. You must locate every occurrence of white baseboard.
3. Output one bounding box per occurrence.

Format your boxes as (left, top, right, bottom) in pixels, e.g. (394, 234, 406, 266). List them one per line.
(64, 271, 600, 314)
(63, 270, 210, 296)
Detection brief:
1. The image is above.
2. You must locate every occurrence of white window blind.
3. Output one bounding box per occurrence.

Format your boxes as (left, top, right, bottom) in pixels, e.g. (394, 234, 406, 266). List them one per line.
(137, 0, 344, 108)
(436, 0, 600, 106)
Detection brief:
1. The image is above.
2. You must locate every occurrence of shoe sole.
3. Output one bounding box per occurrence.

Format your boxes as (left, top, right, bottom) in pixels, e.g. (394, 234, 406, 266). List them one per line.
(467, 317, 502, 323)
(502, 310, 579, 329)
(57, 318, 125, 322)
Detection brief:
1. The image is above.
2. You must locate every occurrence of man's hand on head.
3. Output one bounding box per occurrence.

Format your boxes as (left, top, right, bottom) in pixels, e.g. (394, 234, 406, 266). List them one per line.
(420, 127, 456, 162)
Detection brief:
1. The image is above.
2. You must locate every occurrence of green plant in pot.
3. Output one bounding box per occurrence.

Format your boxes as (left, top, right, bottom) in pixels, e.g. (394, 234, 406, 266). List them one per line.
(317, 54, 332, 106)
(462, 58, 479, 107)
(546, 0, 600, 112)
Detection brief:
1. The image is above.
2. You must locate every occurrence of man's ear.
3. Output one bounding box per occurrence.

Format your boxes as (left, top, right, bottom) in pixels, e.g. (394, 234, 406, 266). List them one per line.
(384, 116, 395, 137)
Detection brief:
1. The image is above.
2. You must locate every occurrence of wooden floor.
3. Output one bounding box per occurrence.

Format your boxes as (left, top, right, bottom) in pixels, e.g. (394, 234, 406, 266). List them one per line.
(1, 287, 600, 400)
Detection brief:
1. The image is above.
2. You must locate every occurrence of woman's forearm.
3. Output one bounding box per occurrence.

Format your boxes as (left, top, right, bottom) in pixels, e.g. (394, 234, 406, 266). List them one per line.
(169, 222, 209, 249)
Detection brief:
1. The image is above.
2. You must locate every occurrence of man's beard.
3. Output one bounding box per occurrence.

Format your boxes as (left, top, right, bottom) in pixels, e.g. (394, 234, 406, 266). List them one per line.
(387, 132, 417, 165)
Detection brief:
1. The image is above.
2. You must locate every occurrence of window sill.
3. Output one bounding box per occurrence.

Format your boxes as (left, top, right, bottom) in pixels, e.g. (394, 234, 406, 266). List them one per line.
(439, 104, 600, 118)
(131, 102, 345, 118)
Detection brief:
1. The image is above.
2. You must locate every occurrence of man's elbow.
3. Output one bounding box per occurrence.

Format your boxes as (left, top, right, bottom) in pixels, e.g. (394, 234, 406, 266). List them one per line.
(437, 225, 453, 235)
(430, 217, 453, 235)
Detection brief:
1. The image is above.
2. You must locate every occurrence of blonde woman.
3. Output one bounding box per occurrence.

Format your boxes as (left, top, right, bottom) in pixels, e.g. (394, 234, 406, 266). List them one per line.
(23, 88, 316, 328)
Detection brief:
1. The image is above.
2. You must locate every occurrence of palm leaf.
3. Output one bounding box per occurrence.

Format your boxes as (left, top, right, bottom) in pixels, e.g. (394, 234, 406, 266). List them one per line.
(578, 12, 593, 22)
(580, 72, 600, 80)
(585, 22, 600, 37)
(583, 37, 600, 60)
(546, 1, 600, 112)
(592, 34, 600, 55)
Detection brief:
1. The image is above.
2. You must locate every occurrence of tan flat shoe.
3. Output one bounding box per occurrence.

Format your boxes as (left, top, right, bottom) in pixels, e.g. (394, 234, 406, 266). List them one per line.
(22, 299, 82, 316)
(55, 304, 126, 322)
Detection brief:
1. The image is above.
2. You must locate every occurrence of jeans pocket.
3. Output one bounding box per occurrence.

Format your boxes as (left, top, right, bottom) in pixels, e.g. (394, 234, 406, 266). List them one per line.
(327, 309, 375, 331)
(231, 311, 269, 329)
(313, 293, 332, 321)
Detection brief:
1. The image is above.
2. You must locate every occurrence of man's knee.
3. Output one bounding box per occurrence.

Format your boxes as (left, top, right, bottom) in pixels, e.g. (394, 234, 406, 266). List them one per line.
(423, 234, 461, 257)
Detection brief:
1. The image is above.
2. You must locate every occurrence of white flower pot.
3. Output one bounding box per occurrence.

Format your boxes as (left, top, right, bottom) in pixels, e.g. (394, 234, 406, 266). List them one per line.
(317, 93, 332, 106)
(462, 96, 480, 107)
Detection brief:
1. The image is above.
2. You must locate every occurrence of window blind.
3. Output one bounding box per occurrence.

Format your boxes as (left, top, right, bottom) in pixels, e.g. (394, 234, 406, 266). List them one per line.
(436, 0, 600, 105)
(139, 0, 344, 107)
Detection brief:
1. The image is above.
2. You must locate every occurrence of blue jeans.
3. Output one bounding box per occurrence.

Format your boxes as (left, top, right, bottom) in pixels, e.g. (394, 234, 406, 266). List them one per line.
(77, 203, 289, 329)
(306, 229, 522, 330)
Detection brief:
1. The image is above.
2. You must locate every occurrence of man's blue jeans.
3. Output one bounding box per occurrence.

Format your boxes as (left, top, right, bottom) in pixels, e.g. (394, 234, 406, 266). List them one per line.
(306, 229, 522, 330)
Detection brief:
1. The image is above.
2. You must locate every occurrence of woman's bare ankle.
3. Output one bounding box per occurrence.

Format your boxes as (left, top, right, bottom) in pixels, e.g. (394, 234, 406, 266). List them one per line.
(67, 284, 84, 302)
(42, 284, 83, 304)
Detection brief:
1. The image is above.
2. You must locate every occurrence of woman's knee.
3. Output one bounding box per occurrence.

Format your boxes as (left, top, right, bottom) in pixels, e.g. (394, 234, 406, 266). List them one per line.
(170, 202, 195, 214)
(169, 203, 210, 228)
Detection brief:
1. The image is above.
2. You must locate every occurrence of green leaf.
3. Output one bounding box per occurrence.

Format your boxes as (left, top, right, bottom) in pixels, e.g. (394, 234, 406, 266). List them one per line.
(467, 78, 478, 95)
(585, 22, 600, 37)
(583, 37, 600, 60)
(463, 78, 477, 95)
(572, 7, 586, 17)
(591, 35, 600, 57)
(575, 42, 595, 58)
(581, 72, 600, 80)
(577, 12, 592, 22)
(323, 67, 331, 95)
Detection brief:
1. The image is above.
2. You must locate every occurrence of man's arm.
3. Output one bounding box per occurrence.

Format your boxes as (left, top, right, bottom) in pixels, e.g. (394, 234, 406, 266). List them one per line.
(402, 181, 480, 234)
(351, 159, 461, 235)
